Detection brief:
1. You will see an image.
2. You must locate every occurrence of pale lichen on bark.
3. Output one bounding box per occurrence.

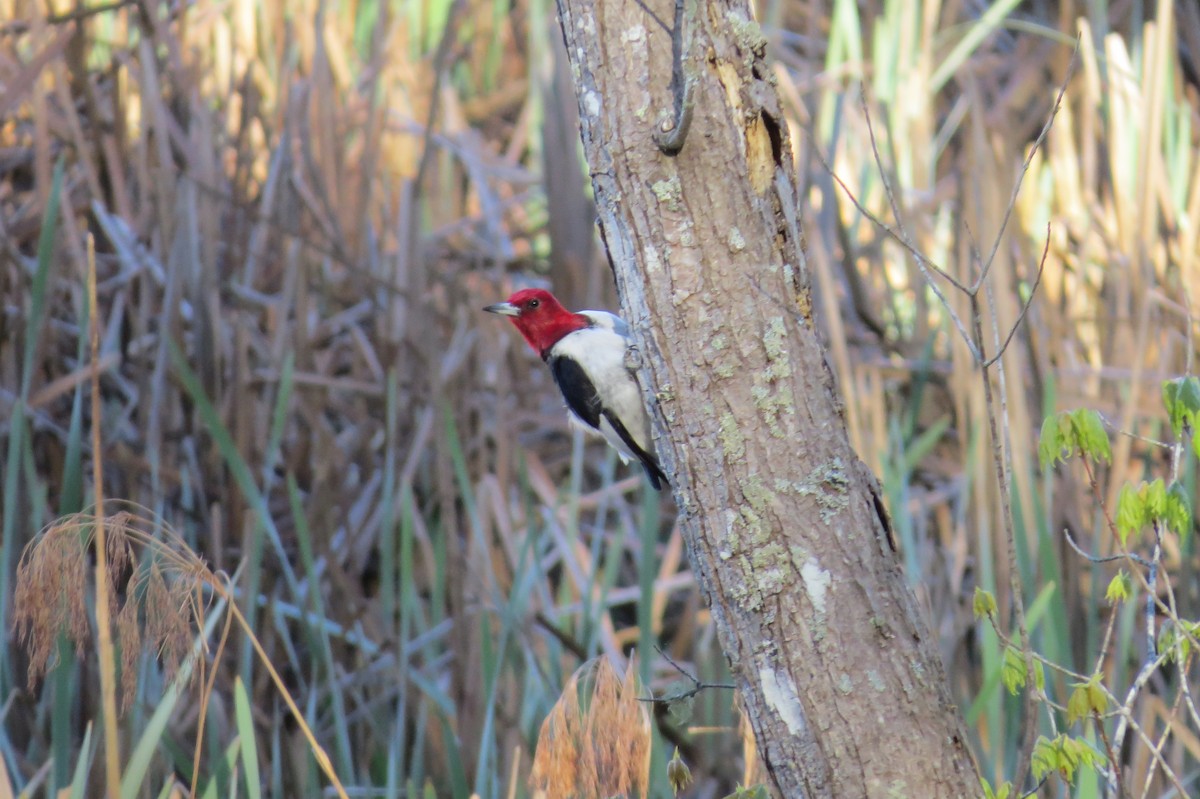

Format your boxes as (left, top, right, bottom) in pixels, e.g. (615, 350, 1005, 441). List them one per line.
(800, 556, 831, 615)
(759, 663, 806, 737)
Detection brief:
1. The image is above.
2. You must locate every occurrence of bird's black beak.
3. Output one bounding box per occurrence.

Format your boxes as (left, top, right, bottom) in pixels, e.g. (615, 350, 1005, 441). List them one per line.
(483, 302, 520, 317)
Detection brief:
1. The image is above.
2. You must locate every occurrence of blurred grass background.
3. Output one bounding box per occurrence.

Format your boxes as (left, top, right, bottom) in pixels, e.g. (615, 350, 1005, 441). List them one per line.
(1, 0, 1198, 796)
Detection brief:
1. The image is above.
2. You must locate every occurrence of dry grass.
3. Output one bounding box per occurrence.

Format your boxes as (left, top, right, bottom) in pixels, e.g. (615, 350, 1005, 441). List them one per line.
(0, 0, 1199, 796)
(13, 508, 198, 707)
(530, 657, 650, 799)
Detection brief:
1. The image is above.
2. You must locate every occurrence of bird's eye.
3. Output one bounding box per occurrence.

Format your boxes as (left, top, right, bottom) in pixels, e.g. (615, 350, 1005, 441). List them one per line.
(528, 299, 540, 309)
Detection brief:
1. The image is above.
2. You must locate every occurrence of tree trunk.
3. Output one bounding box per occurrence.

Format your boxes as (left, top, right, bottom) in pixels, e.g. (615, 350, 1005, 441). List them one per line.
(553, 0, 982, 796)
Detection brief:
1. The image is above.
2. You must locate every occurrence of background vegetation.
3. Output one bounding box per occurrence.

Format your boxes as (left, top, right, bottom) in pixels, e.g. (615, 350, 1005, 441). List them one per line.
(1, 0, 1198, 796)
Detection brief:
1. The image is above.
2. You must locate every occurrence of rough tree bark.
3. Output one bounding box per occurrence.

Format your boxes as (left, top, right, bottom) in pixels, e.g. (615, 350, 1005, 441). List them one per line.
(553, 0, 982, 796)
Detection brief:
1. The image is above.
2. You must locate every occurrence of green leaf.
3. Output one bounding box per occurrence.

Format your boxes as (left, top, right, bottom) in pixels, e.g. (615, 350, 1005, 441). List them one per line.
(1166, 481, 1192, 539)
(1164, 379, 1183, 435)
(1160, 620, 1199, 663)
(1115, 484, 1145, 545)
(1164, 377, 1200, 437)
(668, 691, 696, 726)
(667, 748, 692, 796)
(1083, 677, 1107, 715)
(1144, 478, 1167, 519)
(973, 587, 997, 619)
(1001, 647, 1027, 695)
(1069, 409, 1111, 463)
(1031, 734, 1105, 783)
(1039, 409, 1113, 467)
(1105, 570, 1131, 604)
(979, 778, 1012, 799)
(1066, 684, 1091, 726)
(1179, 378, 1200, 418)
(929, 0, 1024, 92)
(1038, 413, 1067, 468)
(1031, 736, 1058, 781)
(1067, 674, 1107, 724)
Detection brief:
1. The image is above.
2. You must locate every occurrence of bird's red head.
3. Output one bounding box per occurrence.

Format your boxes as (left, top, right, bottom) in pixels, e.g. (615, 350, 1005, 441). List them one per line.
(483, 288, 590, 356)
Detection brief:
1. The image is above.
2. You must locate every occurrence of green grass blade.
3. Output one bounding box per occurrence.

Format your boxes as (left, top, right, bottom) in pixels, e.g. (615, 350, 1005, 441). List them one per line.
(67, 722, 95, 799)
(286, 473, 353, 778)
(930, 0, 1024, 93)
(154, 776, 178, 799)
(166, 338, 303, 600)
(19, 157, 64, 399)
(234, 676, 263, 799)
(1, 156, 64, 701)
(120, 591, 228, 799)
(199, 740, 241, 799)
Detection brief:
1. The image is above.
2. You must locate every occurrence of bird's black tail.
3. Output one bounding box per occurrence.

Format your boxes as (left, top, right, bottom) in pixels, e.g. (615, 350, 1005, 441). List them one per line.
(642, 456, 669, 491)
(600, 408, 669, 491)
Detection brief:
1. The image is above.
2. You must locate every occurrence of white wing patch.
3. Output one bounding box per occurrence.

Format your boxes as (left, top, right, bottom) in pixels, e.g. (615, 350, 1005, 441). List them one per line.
(550, 325, 653, 460)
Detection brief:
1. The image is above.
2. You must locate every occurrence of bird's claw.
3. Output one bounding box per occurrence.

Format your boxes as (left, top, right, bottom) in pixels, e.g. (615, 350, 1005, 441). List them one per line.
(624, 345, 643, 371)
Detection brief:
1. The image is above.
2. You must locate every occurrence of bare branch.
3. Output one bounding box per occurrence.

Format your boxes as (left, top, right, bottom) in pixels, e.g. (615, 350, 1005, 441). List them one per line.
(815, 145, 982, 361)
(637, 645, 735, 704)
(1062, 527, 1150, 567)
(972, 42, 1078, 293)
(858, 89, 971, 296)
(981, 223, 1050, 369)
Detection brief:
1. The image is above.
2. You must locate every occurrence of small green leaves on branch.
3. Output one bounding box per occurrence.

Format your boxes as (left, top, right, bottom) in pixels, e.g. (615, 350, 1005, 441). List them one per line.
(667, 748, 692, 796)
(1159, 619, 1200, 663)
(638, 645, 735, 710)
(1161, 376, 1200, 458)
(1115, 479, 1191, 545)
(1104, 571, 1131, 604)
(979, 777, 1013, 799)
(1066, 674, 1108, 725)
(1166, 481, 1192, 539)
(1038, 409, 1110, 469)
(973, 587, 997, 620)
(1162, 376, 1200, 437)
(1030, 734, 1105, 784)
(1001, 646, 1043, 695)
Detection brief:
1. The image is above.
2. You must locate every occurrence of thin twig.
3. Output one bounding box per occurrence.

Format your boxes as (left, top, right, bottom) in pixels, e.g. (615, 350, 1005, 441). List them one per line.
(1097, 413, 1173, 449)
(637, 645, 735, 703)
(534, 612, 590, 660)
(0, 0, 138, 36)
(981, 224, 1050, 369)
(190, 604, 236, 799)
(1120, 708, 1189, 798)
(815, 144, 981, 361)
(858, 88, 970, 297)
(1063, 527, 1150, 567)
(1093, 716, 1126, 799)
(1019, 776, 1048, 799)
(973, 283, 1037, 793)
(971, 44, 1077, 293)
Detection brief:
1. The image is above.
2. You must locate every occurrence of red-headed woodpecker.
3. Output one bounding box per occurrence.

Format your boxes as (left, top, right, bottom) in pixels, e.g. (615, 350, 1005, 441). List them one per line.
(484, 288, 668, 490)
